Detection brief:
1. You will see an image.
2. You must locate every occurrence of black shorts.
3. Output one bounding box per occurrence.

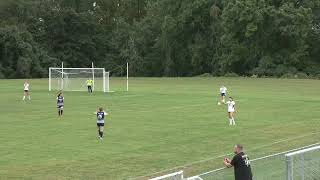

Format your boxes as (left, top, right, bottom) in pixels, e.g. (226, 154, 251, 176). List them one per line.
(97, 123, 104, 127)
(57, 105, 64, 109)
(24, 90, 29, 92)
(221, 93, 226, 96)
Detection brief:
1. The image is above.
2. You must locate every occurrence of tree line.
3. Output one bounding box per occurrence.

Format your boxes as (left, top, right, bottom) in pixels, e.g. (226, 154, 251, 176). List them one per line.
(0, 0, 319, 78)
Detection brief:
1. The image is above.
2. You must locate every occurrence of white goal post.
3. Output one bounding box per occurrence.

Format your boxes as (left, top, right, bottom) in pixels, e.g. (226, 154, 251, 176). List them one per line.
(49, 62, 129, 92)
(285, 145, 320, 180)
(49, 62, 110, 92)
(149, 171, 184, 180)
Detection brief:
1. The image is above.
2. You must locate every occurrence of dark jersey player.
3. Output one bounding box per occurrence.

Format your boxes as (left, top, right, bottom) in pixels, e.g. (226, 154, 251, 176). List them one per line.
(224, 144, 253, 180)
(95, 107, 108, 140)
(57, 91, 64, 117)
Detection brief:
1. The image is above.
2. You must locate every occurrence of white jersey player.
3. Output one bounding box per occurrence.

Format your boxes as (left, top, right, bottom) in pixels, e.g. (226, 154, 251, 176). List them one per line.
(220, 85, 227, 104)
(226, 97, 236, 125)
(23, 81, 31, 101)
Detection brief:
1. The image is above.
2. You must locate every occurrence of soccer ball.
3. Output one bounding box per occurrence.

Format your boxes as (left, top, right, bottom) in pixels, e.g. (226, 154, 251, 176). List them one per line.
(217, 102, 221, 105)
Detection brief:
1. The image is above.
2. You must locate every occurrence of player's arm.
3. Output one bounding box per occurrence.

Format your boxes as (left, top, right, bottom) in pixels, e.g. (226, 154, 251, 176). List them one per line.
(224, 158, 233, 168)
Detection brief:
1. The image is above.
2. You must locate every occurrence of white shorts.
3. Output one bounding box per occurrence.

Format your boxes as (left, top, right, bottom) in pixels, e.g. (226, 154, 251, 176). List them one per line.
(228, 110, 235, 113)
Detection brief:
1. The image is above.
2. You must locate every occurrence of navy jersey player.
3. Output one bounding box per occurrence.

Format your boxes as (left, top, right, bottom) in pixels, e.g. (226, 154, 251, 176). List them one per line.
(57, 91, 64, 117)
(95, 107, 108, 140)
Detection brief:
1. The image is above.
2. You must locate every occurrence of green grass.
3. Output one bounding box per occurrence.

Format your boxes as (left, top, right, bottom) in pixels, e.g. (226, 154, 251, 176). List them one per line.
(0, 78, 319, 179)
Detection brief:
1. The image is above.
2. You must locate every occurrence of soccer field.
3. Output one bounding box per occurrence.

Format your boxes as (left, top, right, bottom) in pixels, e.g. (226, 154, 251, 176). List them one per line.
(0, 78, 319, 179)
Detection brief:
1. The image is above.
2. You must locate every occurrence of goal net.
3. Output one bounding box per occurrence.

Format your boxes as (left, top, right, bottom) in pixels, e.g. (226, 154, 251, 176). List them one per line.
(285, 145, 320, 180)
(49, 67, 109, 92)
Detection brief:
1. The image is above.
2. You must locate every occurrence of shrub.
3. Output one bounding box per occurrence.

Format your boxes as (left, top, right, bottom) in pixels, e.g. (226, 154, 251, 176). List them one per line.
(314, 74, 320, 80)
(281, 73, 296, 79)
(196, 73, 212, 77)
(281, 72, 309, 79)
(295, 72, 308, 79)
(224, 72, 239, 77)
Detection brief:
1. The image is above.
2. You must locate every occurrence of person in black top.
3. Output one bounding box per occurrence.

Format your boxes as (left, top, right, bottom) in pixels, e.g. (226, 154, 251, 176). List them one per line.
(224, 144, 253, 180)
(94, 107, 108, 140)
(57, 91, 64, 117)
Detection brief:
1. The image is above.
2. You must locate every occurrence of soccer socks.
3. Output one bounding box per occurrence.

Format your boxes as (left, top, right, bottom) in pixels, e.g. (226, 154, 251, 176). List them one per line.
(98, 130, 103, 138)
(23, 96, 25, 100)
(28, 96, 31, 100)
(229, 118, 236, 125)
(58, 110, 63, 116)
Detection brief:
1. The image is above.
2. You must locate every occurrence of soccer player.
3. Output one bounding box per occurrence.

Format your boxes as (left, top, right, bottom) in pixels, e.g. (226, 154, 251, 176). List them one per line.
(57, 91, 64, 117)
(86, 79, 93, 93)
(95, 107, 108, 140)
(226, 97, 236, 125)
(23, 80, 31, 101)
(219, 85, 227, 104)
(224, 144, 253, 180)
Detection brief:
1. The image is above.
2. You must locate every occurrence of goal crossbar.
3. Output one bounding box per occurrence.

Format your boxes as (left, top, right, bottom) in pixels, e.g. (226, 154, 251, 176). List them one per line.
(49, 62, 129, 92)
(50, 67, 105, 70)
(285, 145, 320, 157)
(285, 145, 320, 180)
(49, 67, 109, 92)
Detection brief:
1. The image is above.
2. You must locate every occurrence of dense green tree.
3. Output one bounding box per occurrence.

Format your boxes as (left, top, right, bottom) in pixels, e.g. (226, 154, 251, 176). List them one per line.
(0, 0, 319, 78)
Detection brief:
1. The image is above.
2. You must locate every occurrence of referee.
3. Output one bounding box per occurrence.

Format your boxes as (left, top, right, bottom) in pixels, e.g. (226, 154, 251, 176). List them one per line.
(224, 144, 253, 180)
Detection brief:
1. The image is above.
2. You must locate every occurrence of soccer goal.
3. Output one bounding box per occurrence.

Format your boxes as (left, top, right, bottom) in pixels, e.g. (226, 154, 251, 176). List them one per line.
(49, 62, 110, 92)
(285, 145, 320, 180)
(149, 171, 184, 180)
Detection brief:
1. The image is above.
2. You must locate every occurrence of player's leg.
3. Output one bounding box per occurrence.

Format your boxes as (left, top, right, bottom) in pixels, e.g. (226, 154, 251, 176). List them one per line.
(58, 107, 61, 116)
(231, 112, 235, 125)
(99, 126, 104, 139)
(87, 86, 90, 93)
(89, 86, 92, 93)
(228, 112, 232, 125)
(97, 125, 101, 138)
(60, 106, 63, 116)
(221, 94, 225, 104)
(23, 91, 26, 100)
(27, 91, 31, 100)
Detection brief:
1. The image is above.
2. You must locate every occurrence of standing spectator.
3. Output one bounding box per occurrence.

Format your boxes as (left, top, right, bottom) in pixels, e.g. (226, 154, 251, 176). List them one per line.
(224, 144, 253, 180)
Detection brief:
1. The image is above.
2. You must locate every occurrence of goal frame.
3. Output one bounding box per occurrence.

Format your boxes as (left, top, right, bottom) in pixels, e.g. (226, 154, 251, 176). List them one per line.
(149, 171, 184, 180)
(49, 62, 129, 92)
(285, 145, 320, 180)
(49, 66, 109, 92)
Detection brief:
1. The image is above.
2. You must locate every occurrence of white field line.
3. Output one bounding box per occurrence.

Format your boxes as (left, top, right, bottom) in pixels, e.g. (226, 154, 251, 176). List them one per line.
(196, 142, 320, 177)
(129, 132, 320, 179)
